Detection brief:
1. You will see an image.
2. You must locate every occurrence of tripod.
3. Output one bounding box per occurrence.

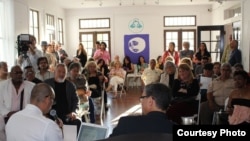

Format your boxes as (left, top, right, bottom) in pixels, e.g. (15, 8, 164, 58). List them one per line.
(21, 52, 33, 68)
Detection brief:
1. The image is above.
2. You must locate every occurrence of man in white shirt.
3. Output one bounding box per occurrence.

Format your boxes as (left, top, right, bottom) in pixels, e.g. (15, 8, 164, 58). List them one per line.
(0, 65, 35, 141)
(5, 83, 63, 141)
(17, 35, 43, 72)
(141, 59, 161, 85)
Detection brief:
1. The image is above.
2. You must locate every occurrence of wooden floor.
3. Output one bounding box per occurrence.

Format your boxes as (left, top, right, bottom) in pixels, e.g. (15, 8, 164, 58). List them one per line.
(99, 87, 143, 135)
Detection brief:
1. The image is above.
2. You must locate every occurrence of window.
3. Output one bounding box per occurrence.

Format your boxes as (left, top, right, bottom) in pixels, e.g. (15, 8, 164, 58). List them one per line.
(0, 0, 16, 67)
(46, 14, 55, 42)
(164, 16, 196, 27)
(164, 30, 196, 52)
(80, 32, 110, 59)
(29, 9, 39, 42)
(58, 18, 64, 44)
(79, 18, 110, 29)
(0, 0, 3, 61)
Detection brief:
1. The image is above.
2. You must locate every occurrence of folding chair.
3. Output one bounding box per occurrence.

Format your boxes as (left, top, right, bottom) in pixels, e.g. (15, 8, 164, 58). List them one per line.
(180, 94, 201, 125)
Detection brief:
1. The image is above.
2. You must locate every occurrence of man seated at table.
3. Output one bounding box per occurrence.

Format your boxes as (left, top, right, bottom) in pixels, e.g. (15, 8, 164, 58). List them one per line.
(109, 83, 174, 137)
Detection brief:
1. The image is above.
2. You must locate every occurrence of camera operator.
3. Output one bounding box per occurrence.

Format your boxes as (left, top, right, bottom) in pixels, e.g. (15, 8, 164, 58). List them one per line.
(17, 35, 42, 72)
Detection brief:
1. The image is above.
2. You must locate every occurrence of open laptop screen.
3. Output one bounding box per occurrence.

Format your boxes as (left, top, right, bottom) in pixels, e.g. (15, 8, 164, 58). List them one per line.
(77, 122, 108, 141)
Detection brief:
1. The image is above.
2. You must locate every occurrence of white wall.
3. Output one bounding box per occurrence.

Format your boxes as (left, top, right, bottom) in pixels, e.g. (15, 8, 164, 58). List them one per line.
(211, 1, 249, 71)
(241, 0, 250, 71)
(65, 5, 212, 60)
(14, 0, 65, 50)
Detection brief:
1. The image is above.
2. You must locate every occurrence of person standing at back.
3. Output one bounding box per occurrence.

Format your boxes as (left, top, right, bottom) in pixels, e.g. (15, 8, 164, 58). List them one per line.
(221, 34, 233, 63)
(76, 43, 87, 68)
(179, 41, 194, 60)
(228, 40, 241, 67)
(5, 83, 63, 141)
(109, 83, 174, 137)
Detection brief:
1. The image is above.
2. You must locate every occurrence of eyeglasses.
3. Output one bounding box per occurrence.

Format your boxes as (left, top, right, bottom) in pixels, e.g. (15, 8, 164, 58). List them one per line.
(139, 95, 150, 102)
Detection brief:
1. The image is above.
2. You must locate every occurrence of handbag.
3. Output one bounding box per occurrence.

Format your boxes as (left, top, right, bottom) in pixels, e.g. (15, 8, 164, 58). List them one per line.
(4, 90, 24, 124)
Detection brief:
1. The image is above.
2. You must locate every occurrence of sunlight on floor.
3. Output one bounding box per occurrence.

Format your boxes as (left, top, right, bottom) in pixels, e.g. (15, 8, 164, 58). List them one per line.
(111, 104, 142, 125)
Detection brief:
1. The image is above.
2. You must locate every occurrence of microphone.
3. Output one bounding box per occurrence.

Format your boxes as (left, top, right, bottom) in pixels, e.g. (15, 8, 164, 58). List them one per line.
(50, 109, 59, 122)
(50, 109, 64, 137)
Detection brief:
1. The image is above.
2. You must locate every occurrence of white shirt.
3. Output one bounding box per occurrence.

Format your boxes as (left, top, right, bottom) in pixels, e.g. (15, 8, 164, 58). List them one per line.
(35, 71, 54, 81)
(6, 104, 63, 141)
(141, 68, 161, 85)
(20, 48, 43, 72)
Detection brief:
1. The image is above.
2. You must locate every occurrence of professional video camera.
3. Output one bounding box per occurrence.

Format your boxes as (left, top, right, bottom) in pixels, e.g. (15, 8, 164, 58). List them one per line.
(17, 34, 32, 57)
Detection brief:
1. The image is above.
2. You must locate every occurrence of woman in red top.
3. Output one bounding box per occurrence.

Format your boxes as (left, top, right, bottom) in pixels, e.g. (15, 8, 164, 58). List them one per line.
(162, 42, 179, 66)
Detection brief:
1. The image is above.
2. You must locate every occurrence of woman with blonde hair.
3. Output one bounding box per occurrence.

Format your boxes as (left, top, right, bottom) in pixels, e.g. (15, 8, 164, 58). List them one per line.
(106, 61, 126, 98)
(166, 63, 200, 124)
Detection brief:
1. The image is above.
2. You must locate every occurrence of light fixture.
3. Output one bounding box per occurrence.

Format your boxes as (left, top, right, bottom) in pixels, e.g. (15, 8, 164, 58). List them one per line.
(144, 0, 146, 5)
(132, 0, 135, 5)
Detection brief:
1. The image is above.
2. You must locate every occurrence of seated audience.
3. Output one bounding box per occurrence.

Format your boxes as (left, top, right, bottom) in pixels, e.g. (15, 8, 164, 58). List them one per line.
(166, 63, 200, 124)
(137, 56, 148, 74)
(109, 83, 174, 137)
(195, 56, 209, 78)
(5, 83, 63, 141)
(67, 62, 95, 123)
(229, 105, 250, 125)
(24, 65, 42, 84)
(35, 57, 54, 81)
(106, 61, 126, 98)
(0, 65, 35, 141)
(110, 55, 121, 69)
(141, 59, 161, 86)
(97, 59, 109, 109)
(180, 57, 194, 73)
(233, 63, 244, 72)
(199, 63, 234, 124)
(160, 61, 178, 89)
(44, 64, 81, 132)
(213, 62, 221, 77)
(197, 63, 217, 102)
(156, 55, 164, 71)
(82, 61, 105, 116)
(226, 70, 250, 125)
(122, 56, 134, 74)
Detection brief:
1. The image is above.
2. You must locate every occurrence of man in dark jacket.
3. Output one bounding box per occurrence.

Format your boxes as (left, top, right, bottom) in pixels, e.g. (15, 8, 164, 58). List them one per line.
(44, 63, 81, 133)
(109, 83, 174, 137)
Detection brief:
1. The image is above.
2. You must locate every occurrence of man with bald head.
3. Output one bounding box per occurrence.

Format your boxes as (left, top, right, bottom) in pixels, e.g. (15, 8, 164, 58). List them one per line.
(6, 83, 63, 141)
(228, 40, 241, 66)
(0, 65, 35, 140)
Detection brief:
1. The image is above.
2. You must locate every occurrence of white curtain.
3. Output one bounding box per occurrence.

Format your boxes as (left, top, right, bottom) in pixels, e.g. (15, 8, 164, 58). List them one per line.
(0, 0, 16, 70)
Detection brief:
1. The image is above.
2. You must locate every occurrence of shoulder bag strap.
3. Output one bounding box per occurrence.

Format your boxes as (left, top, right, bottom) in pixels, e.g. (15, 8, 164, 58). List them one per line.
(20, 89, 24, 110)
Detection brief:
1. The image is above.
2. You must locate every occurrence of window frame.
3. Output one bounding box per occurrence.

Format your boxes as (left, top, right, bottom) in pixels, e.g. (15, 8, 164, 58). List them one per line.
(58, 18, 64, 44)
(164, 15, 196, 27)
(29, 9, 40, 43)
(79, 18, 110, 29)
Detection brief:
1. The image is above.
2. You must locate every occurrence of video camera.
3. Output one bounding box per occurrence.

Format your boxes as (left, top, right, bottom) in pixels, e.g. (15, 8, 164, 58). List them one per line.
(17, 34, 33, 56)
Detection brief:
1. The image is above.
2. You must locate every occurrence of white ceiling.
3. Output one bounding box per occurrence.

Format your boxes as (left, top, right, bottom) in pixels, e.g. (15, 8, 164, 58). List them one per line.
(48, 0, 239, 9)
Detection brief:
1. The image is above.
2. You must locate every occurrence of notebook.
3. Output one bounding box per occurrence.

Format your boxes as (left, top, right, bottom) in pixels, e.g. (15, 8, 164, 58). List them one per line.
(77, 122, 108, 141)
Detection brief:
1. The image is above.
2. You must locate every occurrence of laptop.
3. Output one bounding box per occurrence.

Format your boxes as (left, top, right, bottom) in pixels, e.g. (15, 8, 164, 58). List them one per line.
(77, 122, 109, 141)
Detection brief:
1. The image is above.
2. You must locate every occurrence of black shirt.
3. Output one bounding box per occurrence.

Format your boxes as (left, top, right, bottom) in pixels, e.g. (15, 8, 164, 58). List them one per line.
(53, 81, 69, 118)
